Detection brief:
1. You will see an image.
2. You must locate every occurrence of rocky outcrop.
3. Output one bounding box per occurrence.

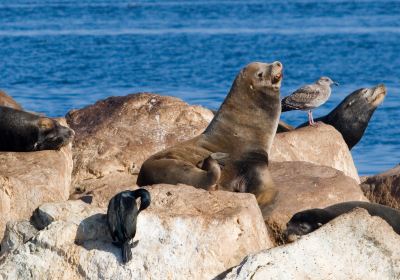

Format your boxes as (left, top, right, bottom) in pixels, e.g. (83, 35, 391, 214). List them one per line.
(270, 123, 360, 183)
(266, 161, 367, 243)
(66, 93, 213, 194)
(0, 90, 22, 110)
(0, 221, 37, 257)
(224, 209, 400, 280)
(361, 165, 400, 209)
(0, 185, 273, 280)
(0, 122, 73, 237)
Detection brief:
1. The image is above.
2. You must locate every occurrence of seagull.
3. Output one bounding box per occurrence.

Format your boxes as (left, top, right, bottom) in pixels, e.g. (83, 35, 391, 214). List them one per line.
(281, 77, 338, 125)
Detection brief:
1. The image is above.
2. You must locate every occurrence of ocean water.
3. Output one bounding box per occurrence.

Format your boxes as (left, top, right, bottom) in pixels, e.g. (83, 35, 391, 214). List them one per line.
(0, 0, 399, 175)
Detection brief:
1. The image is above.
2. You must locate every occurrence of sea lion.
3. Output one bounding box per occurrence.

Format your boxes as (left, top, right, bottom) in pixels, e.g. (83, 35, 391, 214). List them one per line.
(0, 90, 22, 110)
(137, 61, 283, 207)
(298, 84, 386, 149)
(285, 201, 400, 242)
(107, 188, 151, 263)
(0, 106, 74, 152)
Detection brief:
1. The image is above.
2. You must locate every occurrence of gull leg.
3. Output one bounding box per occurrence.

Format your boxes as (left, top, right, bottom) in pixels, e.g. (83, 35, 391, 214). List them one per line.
(308, 110, 316, 126)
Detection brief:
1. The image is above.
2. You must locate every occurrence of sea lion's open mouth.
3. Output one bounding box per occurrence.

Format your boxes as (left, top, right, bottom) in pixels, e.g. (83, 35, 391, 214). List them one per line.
(272, 72, 282, 84)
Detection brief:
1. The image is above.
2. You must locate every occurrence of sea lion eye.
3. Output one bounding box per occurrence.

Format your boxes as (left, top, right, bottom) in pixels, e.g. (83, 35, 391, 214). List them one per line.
(38, 118, 55, 130)
(257, 72, 263, 79)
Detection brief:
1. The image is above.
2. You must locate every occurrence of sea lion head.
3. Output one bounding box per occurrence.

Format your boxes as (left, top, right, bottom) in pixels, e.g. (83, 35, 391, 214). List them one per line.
(316, 76, 338, 87)
(240, 61, 283, 93)
(317, 84, 387, 149)
(284, 208, 333, 242)
(341, 84, 386, 113)
(34, 117, 75, 150)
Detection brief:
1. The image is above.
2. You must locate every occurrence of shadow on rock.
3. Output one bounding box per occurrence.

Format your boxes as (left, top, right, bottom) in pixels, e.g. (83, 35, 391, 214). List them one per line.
(75, 213, 121, 259)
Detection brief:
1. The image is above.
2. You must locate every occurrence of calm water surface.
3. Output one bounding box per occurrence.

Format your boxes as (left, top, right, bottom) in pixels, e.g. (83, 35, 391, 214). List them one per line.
(0, 0, 399, 175)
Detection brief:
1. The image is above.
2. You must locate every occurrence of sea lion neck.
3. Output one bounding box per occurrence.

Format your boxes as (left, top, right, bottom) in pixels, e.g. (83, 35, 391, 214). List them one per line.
(203, 79, 281, 154)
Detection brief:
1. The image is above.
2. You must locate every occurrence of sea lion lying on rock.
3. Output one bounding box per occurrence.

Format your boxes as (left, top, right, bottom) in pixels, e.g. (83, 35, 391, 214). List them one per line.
(138, 61, 283, 207)
(285, 201, 400, 242)
(297, 84, 386, 149)
(0, 106, 75, 152)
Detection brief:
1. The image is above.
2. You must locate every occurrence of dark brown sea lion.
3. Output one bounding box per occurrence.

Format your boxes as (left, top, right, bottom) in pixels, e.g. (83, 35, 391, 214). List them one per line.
(137, 61, 283, 207)
(285, 201, 400, 242)
(0, 106, 74, 152)
(297, 84, 386, 149)
(107, 188, 151, 263)
(0, 90, 23, 110)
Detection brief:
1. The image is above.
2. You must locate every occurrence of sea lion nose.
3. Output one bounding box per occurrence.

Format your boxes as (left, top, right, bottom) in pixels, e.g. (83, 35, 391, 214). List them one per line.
(273, 61, 283, 69)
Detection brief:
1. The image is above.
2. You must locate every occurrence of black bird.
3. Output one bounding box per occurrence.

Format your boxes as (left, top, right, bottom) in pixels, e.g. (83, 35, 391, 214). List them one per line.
(107, 188, 151, 263)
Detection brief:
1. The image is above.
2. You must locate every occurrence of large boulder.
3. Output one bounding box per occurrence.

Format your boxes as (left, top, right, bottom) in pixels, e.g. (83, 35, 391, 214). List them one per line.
(0, 122, 73, 237)
(223, 209, 400, 280)
(66, 93, 213, 194)
(270, 123, 360, 183)
(0, 185, 273, 279)
(361, 165, 400, 209)
(266, 161, 367, 243)
(0, 90, 22, 110)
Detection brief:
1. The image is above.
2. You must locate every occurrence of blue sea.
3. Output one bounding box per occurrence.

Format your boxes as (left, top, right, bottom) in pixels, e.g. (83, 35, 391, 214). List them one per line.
(0, 0, 399, 175)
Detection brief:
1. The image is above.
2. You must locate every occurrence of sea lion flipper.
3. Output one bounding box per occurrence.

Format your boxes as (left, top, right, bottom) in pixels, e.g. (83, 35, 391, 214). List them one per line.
(210, 152, 230, 166)
(137, 158, 220, 190)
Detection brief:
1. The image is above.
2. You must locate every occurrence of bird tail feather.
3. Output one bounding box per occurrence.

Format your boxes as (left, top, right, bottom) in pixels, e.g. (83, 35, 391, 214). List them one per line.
(122, 241, 133, 263)
(281, 103, 295, 112)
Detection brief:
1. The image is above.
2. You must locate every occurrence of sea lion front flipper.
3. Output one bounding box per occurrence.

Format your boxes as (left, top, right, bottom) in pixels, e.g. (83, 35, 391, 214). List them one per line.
(137, 158, 220, 190)
(210, 152, 230, 167)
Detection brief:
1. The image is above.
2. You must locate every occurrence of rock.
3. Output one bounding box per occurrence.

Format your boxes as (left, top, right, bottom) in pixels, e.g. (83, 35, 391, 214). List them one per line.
(361, 165, 400, 209)
(0, 121, 73, 237)
(270, 123, 360, 183)
(66, 93, 213, 194)
(0, 185, 273, 279)
(69, 173, 138, 208)
(0, 90, 22, 110)
(0, 221, 37, 257)
(223, 209, 400, 280)
(266, 161, 368, 243)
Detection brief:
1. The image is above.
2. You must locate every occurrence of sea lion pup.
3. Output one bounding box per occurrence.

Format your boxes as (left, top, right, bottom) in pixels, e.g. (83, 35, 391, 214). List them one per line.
(0, 90, 23, 110)
(285, 201, 400, 242)
(297, 84, 387, 149)
(0, 106, 74, 152)
(137, 61, 283, 207)
(107, 189, 151, 263)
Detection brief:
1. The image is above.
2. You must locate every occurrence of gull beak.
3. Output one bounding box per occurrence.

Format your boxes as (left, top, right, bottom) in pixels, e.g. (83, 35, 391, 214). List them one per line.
(333, 81, 339, 86)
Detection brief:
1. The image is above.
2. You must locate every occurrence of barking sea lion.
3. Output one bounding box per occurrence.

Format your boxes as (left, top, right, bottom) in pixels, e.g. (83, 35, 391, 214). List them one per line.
(137, 61, 283, 207)
(0, 106, 74, 152)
